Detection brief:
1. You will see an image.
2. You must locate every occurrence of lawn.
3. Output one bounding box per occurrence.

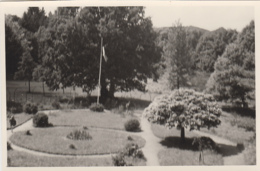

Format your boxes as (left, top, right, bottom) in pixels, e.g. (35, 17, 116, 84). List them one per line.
(200, 109, 256, 165)
(8, 150, 113, 167)
(150, 123, 224, 165)
(48, 110, 139, 130)
(9, 127, 146, 155)
(7, 113, 32, 129)
(158, 149, 223, 165)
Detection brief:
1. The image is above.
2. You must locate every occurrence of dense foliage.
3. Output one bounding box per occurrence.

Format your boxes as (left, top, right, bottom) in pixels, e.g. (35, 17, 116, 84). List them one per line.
(89, 103, 105, 112)
(23, 102, 38, 114)
(33, 113, 49, 127)
(206, 21, 255, 108)
(67, 130, 92, 141)
(124, 119, 140, 132)
(163, 21, 192, 89)
(7, 101, 23, 114)
(143, 89, 221, 141)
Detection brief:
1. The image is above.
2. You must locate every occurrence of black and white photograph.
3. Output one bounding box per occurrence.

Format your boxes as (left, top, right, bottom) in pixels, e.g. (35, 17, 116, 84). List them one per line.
(0, 1, 257, 169)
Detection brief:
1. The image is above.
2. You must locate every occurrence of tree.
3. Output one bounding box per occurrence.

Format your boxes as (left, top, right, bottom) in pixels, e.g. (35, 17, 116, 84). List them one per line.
(37, 7, 161, 99)
(20, 7, 47, 33)
(143, 89, 221, 142)
(5, 22, 23, 79)
(14, 51, 37, 93)
(206, 21, 255, 108)
(164, 21, 191, 90)
(35, 11, 99, 92)
(6, 15, 37, 92)
(94, 7, 161, 99)
(194, 28, 238, 72)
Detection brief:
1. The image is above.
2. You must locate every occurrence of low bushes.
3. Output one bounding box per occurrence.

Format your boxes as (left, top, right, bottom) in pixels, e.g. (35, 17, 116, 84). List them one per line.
(33, 113, 49, 127)
(52, 101, 61, 109)
(24, 102, 38, 114)
(124, 119, 140, 132)
(89, 103, 104, 112)
(7, 101, 23, 114)
(67, 130, 92, 141)
(112, 143, 146, 166)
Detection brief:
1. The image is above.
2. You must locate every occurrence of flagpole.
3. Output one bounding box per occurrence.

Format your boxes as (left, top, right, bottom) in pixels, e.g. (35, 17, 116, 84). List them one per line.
(97, 37, 103, 104)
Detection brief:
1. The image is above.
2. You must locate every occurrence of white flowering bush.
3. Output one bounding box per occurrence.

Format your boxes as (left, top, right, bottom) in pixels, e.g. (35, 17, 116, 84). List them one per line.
(143, 89, 221, 140)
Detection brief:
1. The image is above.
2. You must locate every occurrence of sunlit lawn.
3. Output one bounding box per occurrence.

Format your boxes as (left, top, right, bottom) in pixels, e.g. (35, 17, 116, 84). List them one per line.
(10, 127, 146, 155)
(48, 110, 138, 130)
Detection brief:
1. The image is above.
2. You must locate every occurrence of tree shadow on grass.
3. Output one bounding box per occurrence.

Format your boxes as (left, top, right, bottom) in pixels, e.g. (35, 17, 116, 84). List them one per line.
(160, 136, 244, 157)
(216, 144, 244, 157)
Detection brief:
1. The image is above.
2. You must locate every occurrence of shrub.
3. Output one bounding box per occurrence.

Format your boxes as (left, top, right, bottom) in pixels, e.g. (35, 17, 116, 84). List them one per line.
(7, 142, 12, 151)
(112, 153, 127, 166)
(23, 102, 38, 114)
(7, 101, 23, 113)
(59, 97, 70, 103)
(52, 101, 61, 109)
(69, 144, 76, 150)
(89, 103, 104, 112)
(192, 136, 217, 151)
(124, 119, 140, 132)
(67, 130, 92, 140)
(25, 130, 32, 136)
(127, 136, 133, 141)
(112, 143, 146, 166)
(33, 113, 49, 127)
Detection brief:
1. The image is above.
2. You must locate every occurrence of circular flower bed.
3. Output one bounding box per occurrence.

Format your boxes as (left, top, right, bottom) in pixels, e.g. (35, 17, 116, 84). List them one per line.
(9, 127, 145, 155)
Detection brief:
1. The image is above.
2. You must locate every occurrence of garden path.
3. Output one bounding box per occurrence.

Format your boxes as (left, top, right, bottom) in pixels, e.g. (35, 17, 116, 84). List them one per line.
(7, 109, 246, 165)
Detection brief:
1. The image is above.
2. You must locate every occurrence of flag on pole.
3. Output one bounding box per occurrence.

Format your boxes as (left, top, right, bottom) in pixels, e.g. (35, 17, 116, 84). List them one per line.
(102, 46, 108, 62)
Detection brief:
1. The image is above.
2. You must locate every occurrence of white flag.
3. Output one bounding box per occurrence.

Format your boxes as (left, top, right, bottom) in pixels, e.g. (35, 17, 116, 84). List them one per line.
(102, 46, 108, 62)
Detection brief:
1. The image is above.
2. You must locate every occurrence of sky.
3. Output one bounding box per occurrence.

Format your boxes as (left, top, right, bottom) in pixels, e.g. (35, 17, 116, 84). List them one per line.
(5, 5, 254, 32)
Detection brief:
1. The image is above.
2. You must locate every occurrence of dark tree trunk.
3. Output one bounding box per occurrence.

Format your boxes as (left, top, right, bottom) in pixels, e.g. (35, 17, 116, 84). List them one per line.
(241, 96, 248, 108)
(181, 127, 185, 143)
(42, 81, 45, 96)
(28, 80, 31, 93)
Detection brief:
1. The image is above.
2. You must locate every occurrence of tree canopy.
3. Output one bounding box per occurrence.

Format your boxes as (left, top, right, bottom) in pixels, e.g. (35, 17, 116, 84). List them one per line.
(206, 20, 255, 108)
(163, 21, 192, 90)
(30, 7, 161, 98)
(143, 88, 221, 141)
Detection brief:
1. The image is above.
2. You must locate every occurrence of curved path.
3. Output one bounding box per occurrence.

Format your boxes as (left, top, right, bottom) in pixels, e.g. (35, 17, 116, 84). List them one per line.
(7, 109, 245, 165)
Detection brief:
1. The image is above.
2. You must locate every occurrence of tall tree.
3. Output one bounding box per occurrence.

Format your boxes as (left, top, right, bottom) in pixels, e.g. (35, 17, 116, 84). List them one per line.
(164, 21, 191, 90)
(194, 28, 238, 72)
(206, 21, 255, 108)
(14, 51, 37, 93)
(20, 7, 47, 33)
(94, 7, 161, 98)
(5, 22, 23, 79)
(37, 7, 161, 99)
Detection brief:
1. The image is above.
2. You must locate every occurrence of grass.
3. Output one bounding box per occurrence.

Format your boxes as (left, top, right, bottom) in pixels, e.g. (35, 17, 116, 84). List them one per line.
(48, 110, 138, 130)
(151, 123, 223, 165)
(9, 127, 146, 155)
(158, 149, 223, 165)
(200, 109, 256, 165)
(200, 111, 255, 144)
(8, 150, 113, 167)
(6, 113, 32, 129)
